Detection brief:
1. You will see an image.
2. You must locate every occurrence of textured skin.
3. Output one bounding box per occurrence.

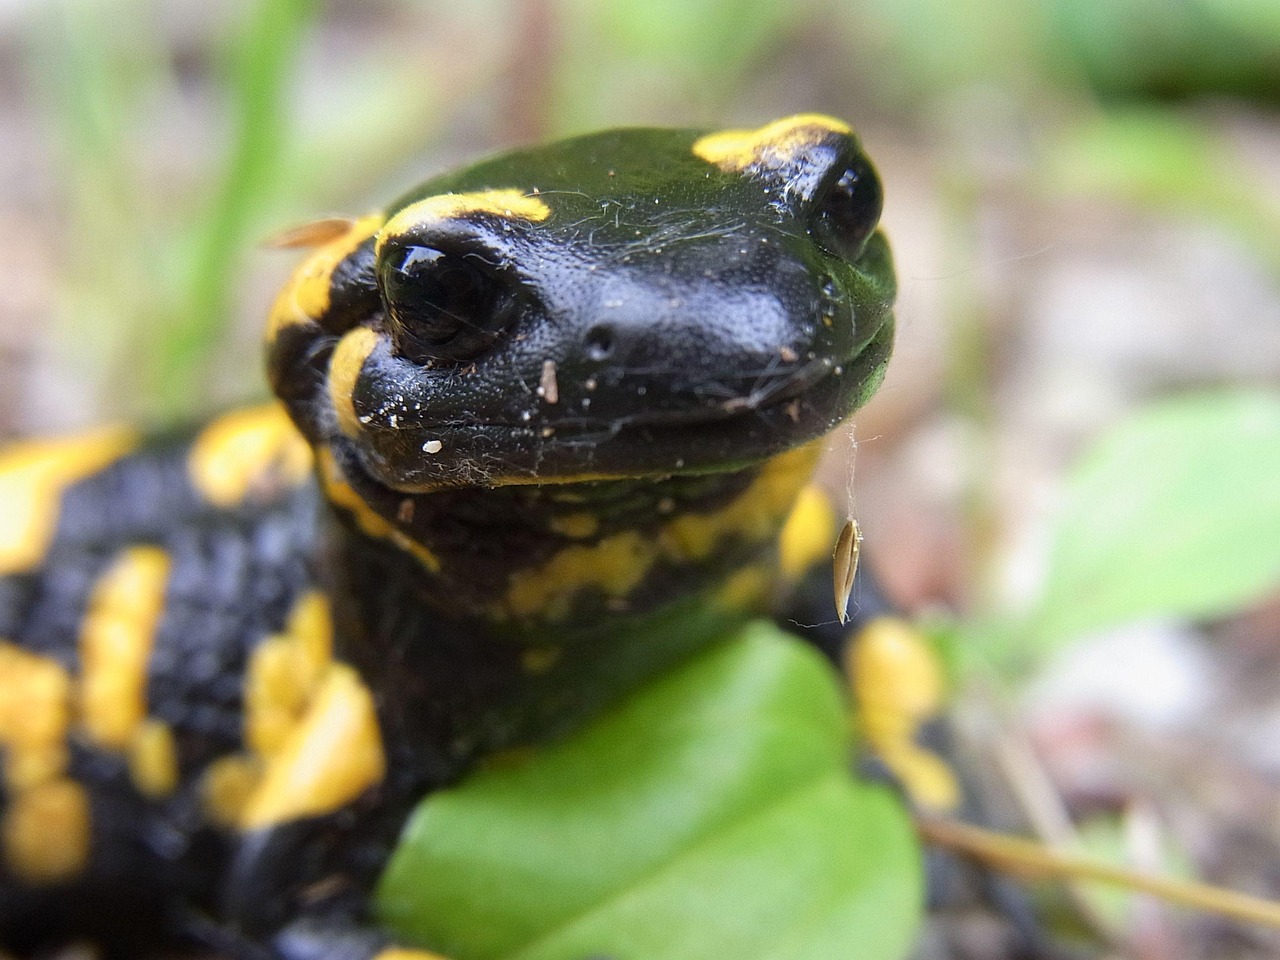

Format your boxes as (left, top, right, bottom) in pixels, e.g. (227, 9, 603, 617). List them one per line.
(0, 116, 901, 960)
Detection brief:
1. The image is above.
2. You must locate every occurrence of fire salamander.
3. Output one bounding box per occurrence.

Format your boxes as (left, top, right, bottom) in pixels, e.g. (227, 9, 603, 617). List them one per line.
(0, 115, 957, 959)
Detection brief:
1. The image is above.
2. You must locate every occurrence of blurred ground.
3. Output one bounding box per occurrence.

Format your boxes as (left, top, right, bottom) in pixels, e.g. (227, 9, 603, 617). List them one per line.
(0, 2, 1277, 958)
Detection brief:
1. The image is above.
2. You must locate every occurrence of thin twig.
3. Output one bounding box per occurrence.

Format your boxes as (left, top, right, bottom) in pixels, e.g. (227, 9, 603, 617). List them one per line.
(918, 815, 1280, 930)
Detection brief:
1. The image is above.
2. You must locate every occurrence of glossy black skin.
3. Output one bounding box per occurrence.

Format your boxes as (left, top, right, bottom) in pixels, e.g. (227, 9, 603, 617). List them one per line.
(271, 126, 895, 490)
(3, 121, 899, 960)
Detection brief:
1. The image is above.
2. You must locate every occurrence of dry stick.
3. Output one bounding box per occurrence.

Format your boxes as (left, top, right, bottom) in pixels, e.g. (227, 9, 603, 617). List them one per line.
(917, 816, 1280, 930)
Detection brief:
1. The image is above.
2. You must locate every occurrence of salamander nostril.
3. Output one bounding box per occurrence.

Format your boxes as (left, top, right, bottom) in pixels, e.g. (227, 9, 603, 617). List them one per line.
(585, 325, 615, 361)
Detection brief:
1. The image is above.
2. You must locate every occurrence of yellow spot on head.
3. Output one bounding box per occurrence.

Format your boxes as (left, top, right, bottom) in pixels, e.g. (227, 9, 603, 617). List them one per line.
(377, 189, 551, 256)
(188, 403, 312, 508)
(239, 663, 386, 830)
(0, 427, 138, 576)
(328, 327, 383, 438)
(128, 719, 179, 798)
(777, 484, 837, 582)
(79, 546, 172, 749)
(2, 777, 91, 885)
(693, 114, 853, 174)
(267, 213, 384, 340)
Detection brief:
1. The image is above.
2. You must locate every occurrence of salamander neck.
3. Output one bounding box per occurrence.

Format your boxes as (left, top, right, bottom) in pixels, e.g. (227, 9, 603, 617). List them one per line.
(315, 441, 823, 772)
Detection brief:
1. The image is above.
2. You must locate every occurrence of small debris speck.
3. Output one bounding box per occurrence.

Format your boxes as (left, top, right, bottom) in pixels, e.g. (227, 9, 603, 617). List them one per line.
(539, 359, 560, 404)
(422, 439, 443, 454)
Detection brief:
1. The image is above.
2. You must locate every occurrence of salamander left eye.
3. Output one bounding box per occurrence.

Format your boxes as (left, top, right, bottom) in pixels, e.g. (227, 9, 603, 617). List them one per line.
(810, 160, 883, 261)
(378, 243, 518, 364)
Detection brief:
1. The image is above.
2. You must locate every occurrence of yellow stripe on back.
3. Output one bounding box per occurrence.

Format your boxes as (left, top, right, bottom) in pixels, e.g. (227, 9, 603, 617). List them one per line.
(239, 663, 385, 830)
(777, 484, 838, 582)
(187, 403, 313, 508)
(79, 546, 172, 749)
(847, 616, 960, 812)
(0, 427, 138, 576)
(1, 776, 91, 885)
(0, 641, 73, 791)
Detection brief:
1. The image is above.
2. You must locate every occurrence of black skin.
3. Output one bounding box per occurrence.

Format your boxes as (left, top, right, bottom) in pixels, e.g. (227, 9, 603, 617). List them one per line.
(0, 118, 919, 959)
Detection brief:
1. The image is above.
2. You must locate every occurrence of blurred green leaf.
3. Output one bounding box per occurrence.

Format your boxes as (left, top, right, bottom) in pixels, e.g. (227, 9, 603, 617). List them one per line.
(161, 0, 322, 417)
(555, 0, 802, 130)
(1031, 390, 1280, 646)
(1045, 0, 1280, 102)
(376, 621, 921, 960)
(1040, 110, 1280, 275)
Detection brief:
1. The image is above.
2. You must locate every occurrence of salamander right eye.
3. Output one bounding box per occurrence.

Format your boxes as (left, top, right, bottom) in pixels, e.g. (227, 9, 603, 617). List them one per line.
(378, 243, 518, 364)
(810, 158, 883, 262)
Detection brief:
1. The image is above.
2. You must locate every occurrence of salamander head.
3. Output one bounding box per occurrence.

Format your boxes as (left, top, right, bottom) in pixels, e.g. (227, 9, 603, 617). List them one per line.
(266, 115, 895, 625)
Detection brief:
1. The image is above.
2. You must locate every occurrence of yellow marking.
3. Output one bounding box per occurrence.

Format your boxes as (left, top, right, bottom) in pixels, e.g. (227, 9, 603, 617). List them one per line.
(244, 592, 335, 758)
(128, 719, 179, 798)
(377, 189, 551, 255)
(187, 403, 312, 508)
(202, 754, 263, 827)
(500, 442, 822, 621)
(328, 327, 383, 438)
(693, 114, 853, 174)
(506, 531, 650, 621)
(6, 745, 69, 794)
(0, 641, 73, 791)
(548, 512, 599, 539)
(286, 591, 335, 680)
(712, 565, 771, 613)
(778, 484, 836, 581)
(374, 949, 450, 960)
(659, 442, 823, 562)
(0, 428, 138, 576)
(2, 777, 91, 885)
(317, 449, 441, 572)
(267, 213, 384, 340)
(520, 646, 562, 675)
(239, 663, 386, 830)
(847, 616, 960, 812)
(78, 546, 172, 749)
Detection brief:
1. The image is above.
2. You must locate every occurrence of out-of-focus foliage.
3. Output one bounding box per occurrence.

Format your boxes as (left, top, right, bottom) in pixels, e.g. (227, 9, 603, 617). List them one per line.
(1031, 390, 1280, 647)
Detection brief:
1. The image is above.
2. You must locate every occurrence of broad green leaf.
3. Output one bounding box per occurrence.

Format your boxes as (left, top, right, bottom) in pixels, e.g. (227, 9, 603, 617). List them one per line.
(376, 621, 922, 960)
(1032, 390, 1280, 645)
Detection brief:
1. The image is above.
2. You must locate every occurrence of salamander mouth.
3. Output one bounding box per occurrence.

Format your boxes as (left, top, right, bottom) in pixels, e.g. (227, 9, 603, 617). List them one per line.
(350, 314, 894, 491)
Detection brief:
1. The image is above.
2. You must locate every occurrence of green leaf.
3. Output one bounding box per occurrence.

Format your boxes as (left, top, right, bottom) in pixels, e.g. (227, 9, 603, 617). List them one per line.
(375, 621, 922, 960)
(1032, 390, 1280, 645)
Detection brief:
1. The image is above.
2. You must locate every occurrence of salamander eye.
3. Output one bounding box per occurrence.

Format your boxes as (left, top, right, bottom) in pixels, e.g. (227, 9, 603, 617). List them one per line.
(810, 159, 883, 261)
(378, 243, 518, 363)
